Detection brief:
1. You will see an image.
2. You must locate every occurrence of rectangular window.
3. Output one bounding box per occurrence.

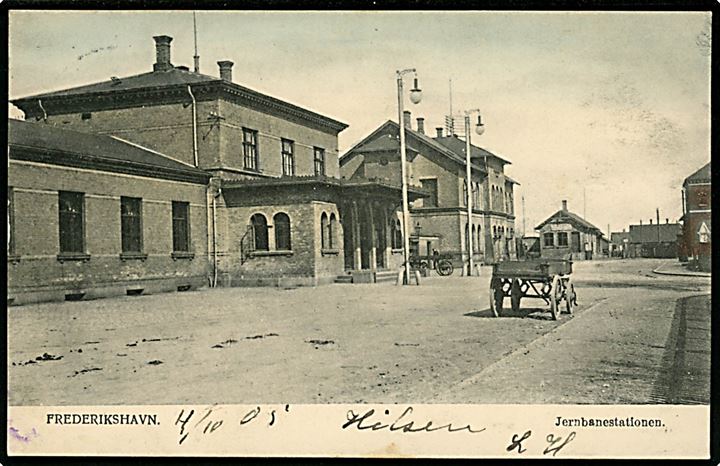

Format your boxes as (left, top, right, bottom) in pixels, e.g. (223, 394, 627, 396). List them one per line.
(59, 191, 85, 253)
(314, 147, 326, 176)
(557, 232, 569, 247)
(242, 128, 259, 170)
(281, 139, 295, 176)
(543, 232, 554, 247)
(172, 201, 190, 252)
(420, 179, 438, 207)
(121, 197, 143, 253)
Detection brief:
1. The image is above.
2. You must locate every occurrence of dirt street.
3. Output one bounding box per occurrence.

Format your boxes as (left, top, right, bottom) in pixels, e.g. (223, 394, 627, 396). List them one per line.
(8, 259, 710, 406)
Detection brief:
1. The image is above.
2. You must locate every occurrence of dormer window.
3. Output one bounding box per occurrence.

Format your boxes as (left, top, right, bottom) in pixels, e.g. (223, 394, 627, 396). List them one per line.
(81, 112, 92, 120)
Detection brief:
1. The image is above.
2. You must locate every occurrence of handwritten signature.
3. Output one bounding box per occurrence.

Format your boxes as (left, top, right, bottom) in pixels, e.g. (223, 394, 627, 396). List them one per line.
(342, 407, 486, 434)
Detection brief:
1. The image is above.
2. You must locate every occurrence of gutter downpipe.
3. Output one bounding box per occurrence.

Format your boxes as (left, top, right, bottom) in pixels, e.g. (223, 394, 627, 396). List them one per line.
(212, 187, 222, 288)
(187, 85, 199, 167)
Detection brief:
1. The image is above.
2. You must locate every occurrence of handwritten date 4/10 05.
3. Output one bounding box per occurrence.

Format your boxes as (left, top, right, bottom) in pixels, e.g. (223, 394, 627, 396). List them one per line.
(175, 404, 290, 445)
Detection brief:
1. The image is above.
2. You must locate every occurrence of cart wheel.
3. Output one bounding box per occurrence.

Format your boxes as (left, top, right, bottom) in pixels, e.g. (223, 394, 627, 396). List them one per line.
(549, 275, 561, 321)
(437, 259, 454, 276)
(489, 278, 502, 317)
(565, 277, 575, 315)
(511, 279, 522, 313)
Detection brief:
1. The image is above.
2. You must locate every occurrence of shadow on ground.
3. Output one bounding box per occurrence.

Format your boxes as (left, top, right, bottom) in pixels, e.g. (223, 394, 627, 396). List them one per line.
(464, 307, 556, 320)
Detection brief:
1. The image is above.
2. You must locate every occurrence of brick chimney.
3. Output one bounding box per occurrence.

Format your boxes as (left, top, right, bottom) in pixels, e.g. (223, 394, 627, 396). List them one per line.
(403, 110, 412, 130)
(416, 117, 425, 134)
(153, 35, 173, 72)
(217, 61, 234, 82)
(436, 127, 444, 138)
(562, 200, 568, 211)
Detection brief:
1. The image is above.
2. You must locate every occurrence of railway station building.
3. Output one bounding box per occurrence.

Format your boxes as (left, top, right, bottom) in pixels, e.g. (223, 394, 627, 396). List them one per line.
(339, 114, 518, 267)
(8, 35, 425, 303)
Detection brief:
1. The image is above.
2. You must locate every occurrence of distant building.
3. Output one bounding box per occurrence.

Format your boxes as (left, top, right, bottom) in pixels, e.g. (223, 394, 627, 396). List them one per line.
(610, 230, 631, 258)
(679, 162, 711, 271)
(535, 200, 605, 260)
(626, 221, 680, 259)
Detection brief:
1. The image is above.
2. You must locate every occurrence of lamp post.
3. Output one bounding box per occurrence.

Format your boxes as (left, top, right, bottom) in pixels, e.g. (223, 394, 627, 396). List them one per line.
(463, 109, 484, 276)
(397, 68, 422, 285)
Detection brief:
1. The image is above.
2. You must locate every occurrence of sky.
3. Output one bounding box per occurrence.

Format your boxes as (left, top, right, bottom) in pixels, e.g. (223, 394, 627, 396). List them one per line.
(8, 11, 711, 235)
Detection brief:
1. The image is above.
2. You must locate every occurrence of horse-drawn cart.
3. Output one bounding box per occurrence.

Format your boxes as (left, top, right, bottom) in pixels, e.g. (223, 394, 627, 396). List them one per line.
(489, 259, 576, 320)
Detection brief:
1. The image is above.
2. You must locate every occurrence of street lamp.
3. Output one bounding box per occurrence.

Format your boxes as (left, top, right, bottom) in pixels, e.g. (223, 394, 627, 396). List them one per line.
(397, 68, 422, 285)
(463, 109, 484, 277)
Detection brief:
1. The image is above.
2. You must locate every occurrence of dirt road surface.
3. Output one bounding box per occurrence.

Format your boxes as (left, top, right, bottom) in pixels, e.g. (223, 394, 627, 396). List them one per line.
(8, 259, 710, 405)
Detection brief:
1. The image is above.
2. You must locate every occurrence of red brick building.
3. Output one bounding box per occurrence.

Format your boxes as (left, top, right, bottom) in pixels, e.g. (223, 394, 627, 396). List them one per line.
(9, 35, 423, 302)
(679, 162, 711, 271)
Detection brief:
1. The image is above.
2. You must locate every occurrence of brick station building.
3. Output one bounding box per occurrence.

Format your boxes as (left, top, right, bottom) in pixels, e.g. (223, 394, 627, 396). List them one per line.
(8, 35, 424, 303)
(8, 119, 211, 304)
(340, 114, 518, 267)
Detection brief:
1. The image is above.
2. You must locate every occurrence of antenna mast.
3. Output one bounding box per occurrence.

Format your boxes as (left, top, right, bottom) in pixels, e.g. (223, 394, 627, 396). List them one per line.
(446, 78, 455, 136)
(193, 11, 200, 73)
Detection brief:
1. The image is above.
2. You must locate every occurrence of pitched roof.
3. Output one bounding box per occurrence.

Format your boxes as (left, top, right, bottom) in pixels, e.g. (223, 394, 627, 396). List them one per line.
(8, 118, 209, 183)
(433, 135, 511, 165)
(19, 68, 218, 99)
(684, 162, 711, 185)
(12, 67, 348, 133)
(628, 223, 681, 244)
(340, 120, 487, 173)
(352, 132, 420, 154)
(535, 208, 602, 232)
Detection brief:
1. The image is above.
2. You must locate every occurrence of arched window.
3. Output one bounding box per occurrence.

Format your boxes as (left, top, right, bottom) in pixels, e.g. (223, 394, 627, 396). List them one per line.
(273, 212, 292, 251)
(274, 212, 291, 250)
(463, 181, 468, 206)
(493, 225, 497, 238)
(475, 224, 481, 252)
(320, 212, 328, 249)
(250, 213, 268, 251)
(329, 213, 337, 249)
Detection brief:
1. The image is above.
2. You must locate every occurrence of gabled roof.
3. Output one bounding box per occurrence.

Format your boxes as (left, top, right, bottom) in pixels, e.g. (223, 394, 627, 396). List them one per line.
(433, 135, 511, 165)
(353, 133, 420, 154)
(340, 120, 486, 173)
(535, 208, 602, 233)
(12, 67, 348, 134)
(684, 162, 711, 185)
(8, 118, 209, 184)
